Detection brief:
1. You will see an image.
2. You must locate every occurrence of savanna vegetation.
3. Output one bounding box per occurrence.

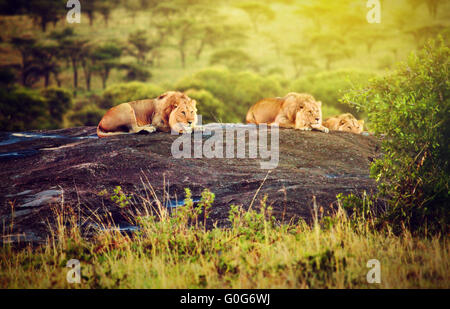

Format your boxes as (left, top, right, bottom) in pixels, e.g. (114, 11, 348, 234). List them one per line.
(0, 0, 449, 289)
(1, 187, 448, 288)
(1, 0, 449, 128)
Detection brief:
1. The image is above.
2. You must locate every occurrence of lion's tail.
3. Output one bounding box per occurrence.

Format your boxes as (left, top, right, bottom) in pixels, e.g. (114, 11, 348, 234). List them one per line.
(97, 124, 127, 138)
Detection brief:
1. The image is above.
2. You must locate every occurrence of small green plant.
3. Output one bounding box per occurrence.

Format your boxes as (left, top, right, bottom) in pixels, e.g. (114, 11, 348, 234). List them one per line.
(198, 188, 215, 229)
(337, 191, 375, 219)
(110, 186, 131, 208)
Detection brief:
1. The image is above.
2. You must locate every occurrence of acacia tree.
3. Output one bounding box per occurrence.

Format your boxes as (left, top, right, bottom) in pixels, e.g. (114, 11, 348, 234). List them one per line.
(405, 24, 446, 48)
(152, 0, 228, 68)
(96, 0, 120, 27)
(408, 0, 441, 18)
(123, 0, 141, 24)
(84, 0, 99, 27)
(195, 23, 247, 60)
(209, 48, 255, 71)
(152, 2, 193, 68)
(10, 36, 63, 87)
(10, 36, 38, 86)
(139, 0, 159, 10)
(80, 43, 96, 91)
(322, 47, 353, 70)
(309, 34, 352, 70)
(237, 2, 275, 32)
(263, 32, 282, 59)
(285, 47, 318, 78)
(350, 30, 387, 54)
(30, 42, 61, 87)
(174, 17, 197, 68)
(92, 42, 122, 89)
(295, 0, 361, 33)
(50, 28, 88, 94)
(294, 2, 336, 32)
(29, 0, 66, 32)
(126, 30, 156, 64)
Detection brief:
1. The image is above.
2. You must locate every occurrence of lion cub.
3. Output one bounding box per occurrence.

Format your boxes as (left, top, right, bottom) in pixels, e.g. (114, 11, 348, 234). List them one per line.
(323, 113, 364, 134)
(97, 91, 198, 138)
(246, 92, 329, 133)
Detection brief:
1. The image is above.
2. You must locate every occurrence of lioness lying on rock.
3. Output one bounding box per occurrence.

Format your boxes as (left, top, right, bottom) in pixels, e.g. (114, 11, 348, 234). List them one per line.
(97, 91, 198, 138)
(323, 113, 364, 134)
(246, 92, 329, 133)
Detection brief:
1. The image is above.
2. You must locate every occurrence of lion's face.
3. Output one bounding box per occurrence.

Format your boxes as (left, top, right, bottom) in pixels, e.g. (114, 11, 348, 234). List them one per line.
(170, 100, 197, 128)
(336, 114, 364, 133)
(160, 92, 197, 133)
(325, 114, 364, 133)
(300, 100, 322, 126)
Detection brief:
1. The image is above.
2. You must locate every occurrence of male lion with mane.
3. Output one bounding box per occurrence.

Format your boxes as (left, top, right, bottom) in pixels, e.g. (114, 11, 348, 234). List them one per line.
(246, 92, 329, 133)
(97, 91, 198, 138)
(323, 113, 364, 134)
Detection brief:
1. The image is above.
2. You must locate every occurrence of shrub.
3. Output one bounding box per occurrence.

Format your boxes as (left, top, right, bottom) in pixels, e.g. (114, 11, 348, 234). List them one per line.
(68, 104, 105, 127)
(342, 38, 449, 235)
(290, 69, 376, 117)
(184, 89, 226, 123)
(99, 81, 164, 109)
(40, 87, 72, 126)
(0, 86, 52, 131)
(176, 67, 284, 122)
(120, 63, 152, 82)
(0, 85, 73, 131)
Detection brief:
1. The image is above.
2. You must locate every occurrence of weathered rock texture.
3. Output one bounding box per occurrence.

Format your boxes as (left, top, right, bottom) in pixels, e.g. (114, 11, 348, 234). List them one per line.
(0, 126, 380, 244)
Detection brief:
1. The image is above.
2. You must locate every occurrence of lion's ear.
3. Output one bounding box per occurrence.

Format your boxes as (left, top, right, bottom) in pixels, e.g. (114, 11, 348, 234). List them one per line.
(339, 120, 346, 126)
(158, 93, 167, 100)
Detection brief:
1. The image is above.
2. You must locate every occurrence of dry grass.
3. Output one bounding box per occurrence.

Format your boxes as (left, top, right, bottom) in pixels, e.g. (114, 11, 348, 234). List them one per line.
(0, 182, 448, 289)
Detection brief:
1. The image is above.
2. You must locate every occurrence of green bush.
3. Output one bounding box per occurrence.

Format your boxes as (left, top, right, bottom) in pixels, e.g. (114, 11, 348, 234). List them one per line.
(0, 87, 47, 131)
(0, 85, 73, 131)
(184, 89, 226, 123)
(120, 63, 152, 82)
(290, 69, 376, 117)
(68, 104, 105, 127)
(342, 38, 449, 235)
(176, 67, 284, 122)
(40, 87, 72, 126)
(99, 81, 164, 109)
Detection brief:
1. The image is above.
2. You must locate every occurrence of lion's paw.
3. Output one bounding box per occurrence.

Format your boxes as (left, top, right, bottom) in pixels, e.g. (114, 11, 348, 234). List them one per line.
(144, 126, 157, 133)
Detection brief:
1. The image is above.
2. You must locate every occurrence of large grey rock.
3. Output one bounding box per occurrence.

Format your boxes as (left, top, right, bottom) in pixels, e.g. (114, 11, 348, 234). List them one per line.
(0, 126, 380, 243)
